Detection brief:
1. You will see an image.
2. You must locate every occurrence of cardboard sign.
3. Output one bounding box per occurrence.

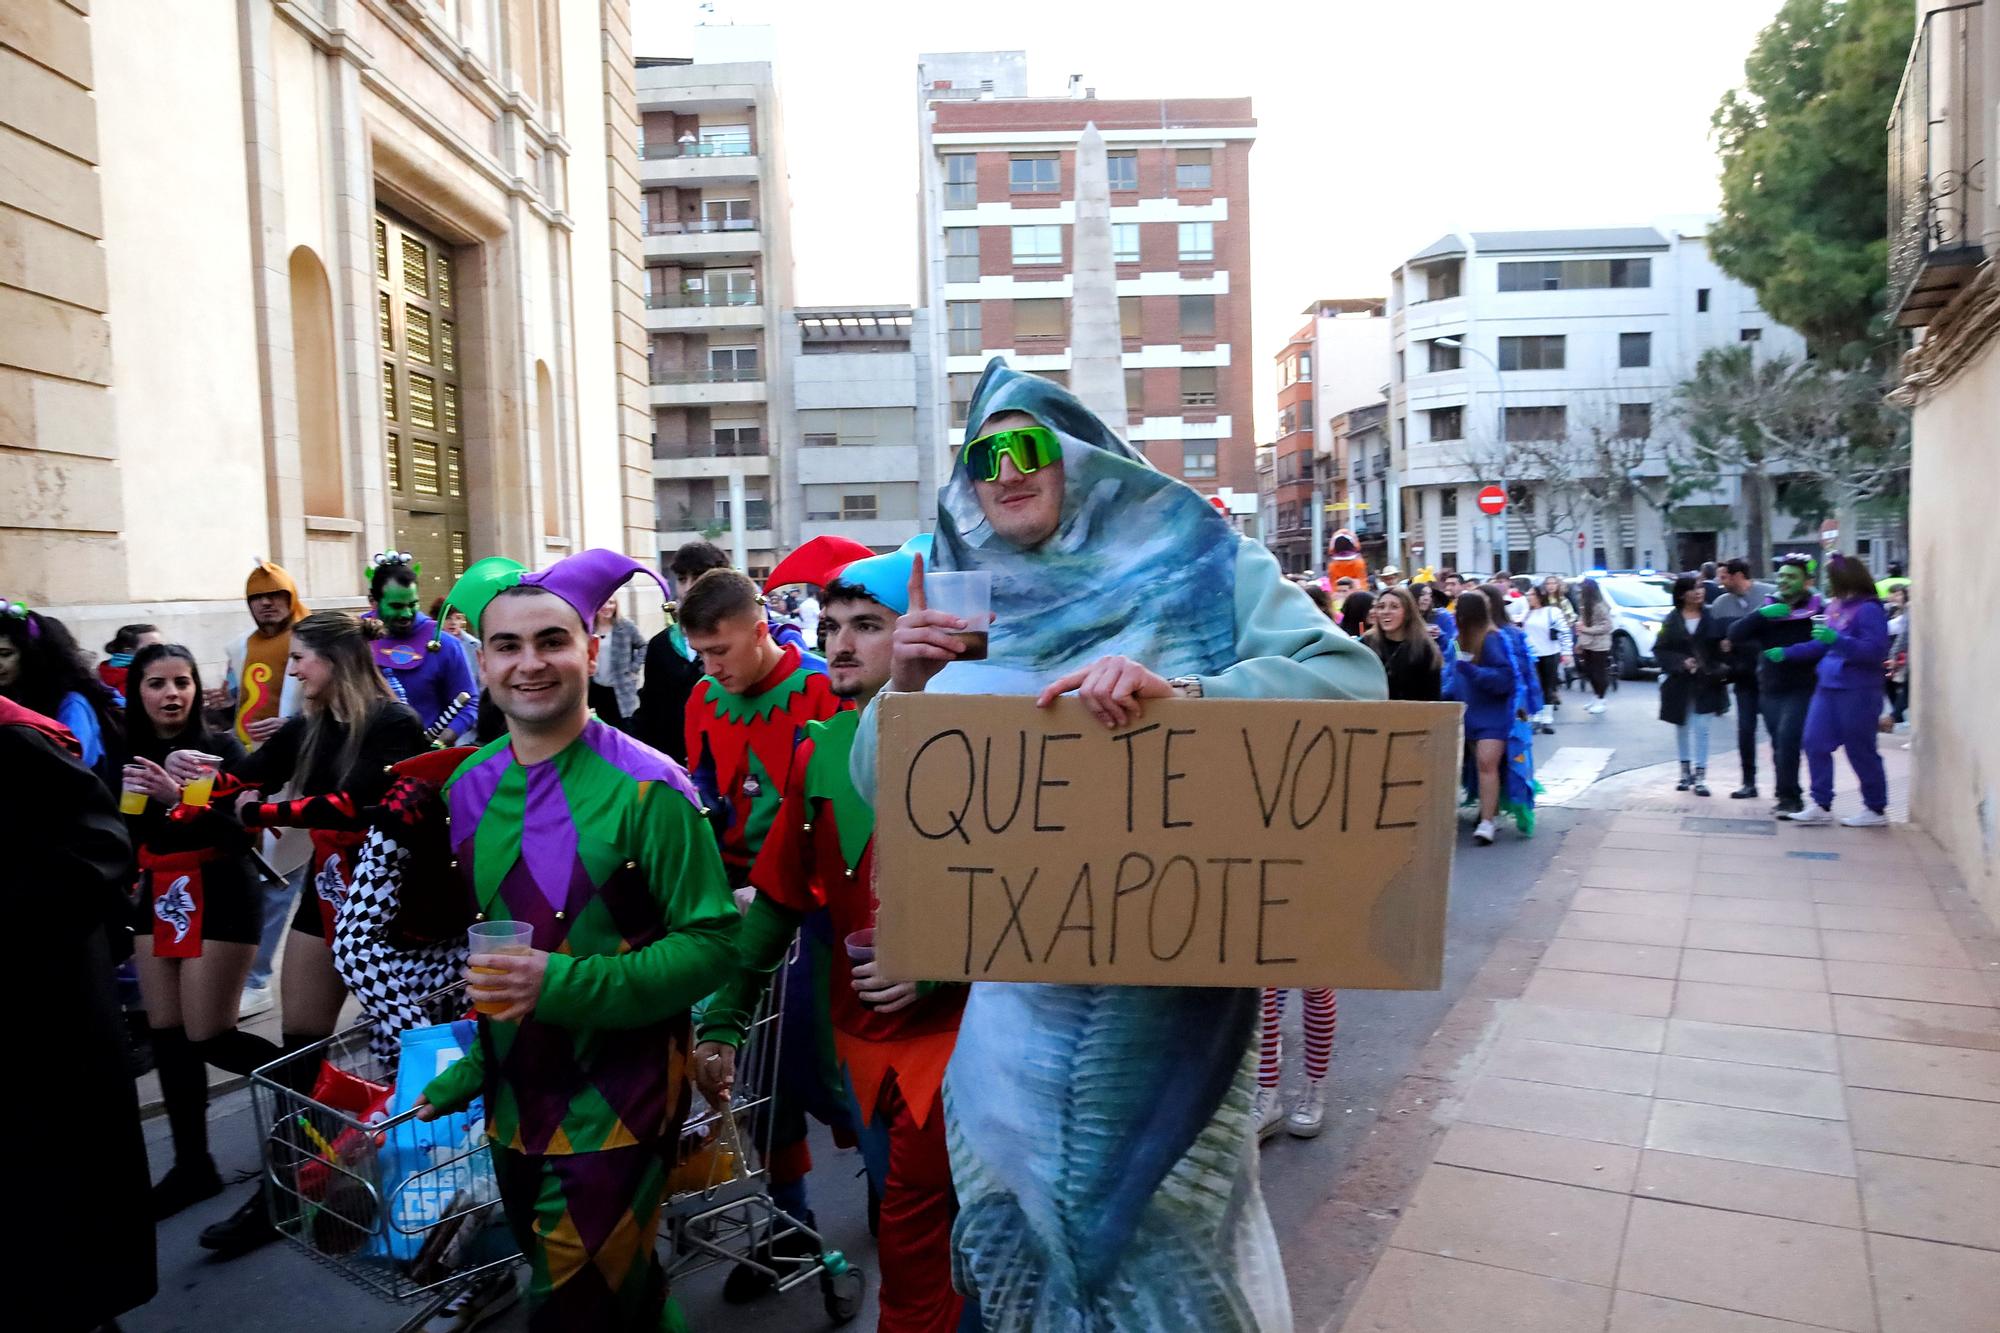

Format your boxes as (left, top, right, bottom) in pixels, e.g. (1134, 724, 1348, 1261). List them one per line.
(873, 695, 1459, 990)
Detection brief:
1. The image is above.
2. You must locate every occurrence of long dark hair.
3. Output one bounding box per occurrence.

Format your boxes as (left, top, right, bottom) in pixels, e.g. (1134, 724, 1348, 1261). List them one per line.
(124, 643, 220, 756)
(1578, 577, 1606, 623)
(291, 611, 395, 784)
(1479, 583, 1510, 628)
(1671, 574, 1703, 614)
(1826, 553, 1877, 602)
(1455, 588, 1495, 659)
(1365, 586, 1442, 673)
(0, 609, 122, 740)
(1339, 590, 1375, 638)
(104, 623, 159, 656)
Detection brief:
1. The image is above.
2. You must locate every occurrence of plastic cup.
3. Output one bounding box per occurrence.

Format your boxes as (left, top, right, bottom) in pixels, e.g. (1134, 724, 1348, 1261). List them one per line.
(468, 920, 535, 1016)
(119, 780, 148, 816)
(924, 571, 993, 661)
(180, 759, 218, 809)
(843, 928, 877, 965)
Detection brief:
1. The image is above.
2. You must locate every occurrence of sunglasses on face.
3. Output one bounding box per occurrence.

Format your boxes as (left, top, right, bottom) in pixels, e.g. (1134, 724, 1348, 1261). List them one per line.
(961, 425, 1061, 483)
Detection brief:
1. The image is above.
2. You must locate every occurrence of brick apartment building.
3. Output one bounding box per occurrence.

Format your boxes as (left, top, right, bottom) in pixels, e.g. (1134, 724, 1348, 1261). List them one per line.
(917, 53, 1258, 501)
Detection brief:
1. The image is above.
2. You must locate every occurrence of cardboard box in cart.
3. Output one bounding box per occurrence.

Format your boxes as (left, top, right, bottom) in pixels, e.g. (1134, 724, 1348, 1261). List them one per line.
(871, 695, 1459, 990)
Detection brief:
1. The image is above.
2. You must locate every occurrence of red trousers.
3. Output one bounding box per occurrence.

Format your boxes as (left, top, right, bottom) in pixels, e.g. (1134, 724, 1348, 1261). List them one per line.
(855, 1073, 963, 1333)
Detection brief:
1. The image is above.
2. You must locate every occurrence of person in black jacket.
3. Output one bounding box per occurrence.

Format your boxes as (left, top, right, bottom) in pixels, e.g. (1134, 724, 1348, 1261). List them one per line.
(5, 694, 154, 1330)
(632, 540, 731, 760)
(1363, 585, 1443, 700)
(1656, 575, 1730, 796)
(1725, 554, 1824, 817)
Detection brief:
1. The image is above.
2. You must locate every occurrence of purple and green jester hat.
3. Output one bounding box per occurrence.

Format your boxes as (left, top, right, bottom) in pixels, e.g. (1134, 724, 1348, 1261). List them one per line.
(437, 548, 674, 644)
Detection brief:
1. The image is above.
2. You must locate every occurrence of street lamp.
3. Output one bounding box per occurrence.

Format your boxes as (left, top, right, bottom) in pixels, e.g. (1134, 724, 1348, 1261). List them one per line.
(1435, 336, 1507, 573)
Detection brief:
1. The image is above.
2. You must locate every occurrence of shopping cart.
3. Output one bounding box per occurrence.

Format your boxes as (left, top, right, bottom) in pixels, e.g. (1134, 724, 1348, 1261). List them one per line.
(249, 986, 515, 1332)
(664, 937, 868, 1324)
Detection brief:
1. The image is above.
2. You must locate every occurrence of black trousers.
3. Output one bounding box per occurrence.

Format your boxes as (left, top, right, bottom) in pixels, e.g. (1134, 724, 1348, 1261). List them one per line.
(1580, 649, 1610, 699)
(1760, 686, 1813, 806)
(1733, 681, 1760, 785)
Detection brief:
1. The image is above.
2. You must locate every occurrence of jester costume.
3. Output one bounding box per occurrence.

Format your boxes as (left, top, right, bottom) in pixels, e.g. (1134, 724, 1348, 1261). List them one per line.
(419, 549, 738, 1332)
(682, 627, 850, 1228)
(702, 538, 966, 1333)
(853, 361, 1387, 1331)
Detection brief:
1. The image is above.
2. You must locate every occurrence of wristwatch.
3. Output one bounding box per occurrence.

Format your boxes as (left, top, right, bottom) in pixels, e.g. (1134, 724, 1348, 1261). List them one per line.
(1168, 675, 1204, 699)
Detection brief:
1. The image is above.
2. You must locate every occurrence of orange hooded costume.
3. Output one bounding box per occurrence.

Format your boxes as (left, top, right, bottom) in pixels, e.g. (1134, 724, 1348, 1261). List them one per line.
(230, 562, 306, 745)
(1326, 528, 1367, 586)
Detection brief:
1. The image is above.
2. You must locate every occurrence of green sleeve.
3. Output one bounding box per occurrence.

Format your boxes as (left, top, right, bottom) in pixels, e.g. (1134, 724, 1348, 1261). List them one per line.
(420, 1041, 485, 1114)
(1199, 540, 1390, 703)
(695, 893, 805, 1048)
(536, 783, 741, 1029)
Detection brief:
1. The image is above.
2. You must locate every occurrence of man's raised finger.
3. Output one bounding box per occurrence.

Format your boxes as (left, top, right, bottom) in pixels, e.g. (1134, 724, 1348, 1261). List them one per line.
(907, 551, 927, 615)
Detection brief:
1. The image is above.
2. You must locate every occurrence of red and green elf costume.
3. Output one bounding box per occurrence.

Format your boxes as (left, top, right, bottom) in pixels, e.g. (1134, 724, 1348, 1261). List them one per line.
(417, 551, 739, 1333)
(701, 536, 966, 1333)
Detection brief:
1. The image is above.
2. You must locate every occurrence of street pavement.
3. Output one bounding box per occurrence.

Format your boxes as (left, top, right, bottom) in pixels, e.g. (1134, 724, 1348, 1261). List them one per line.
(122, 674, 1687, 1333)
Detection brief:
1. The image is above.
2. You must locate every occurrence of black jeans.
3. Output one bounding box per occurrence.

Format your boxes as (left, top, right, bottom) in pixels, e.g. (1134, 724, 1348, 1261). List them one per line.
(1760, 686, 1813, 806)
(1580, 649, 1610, 699)
(1733, 681, 1760, 786)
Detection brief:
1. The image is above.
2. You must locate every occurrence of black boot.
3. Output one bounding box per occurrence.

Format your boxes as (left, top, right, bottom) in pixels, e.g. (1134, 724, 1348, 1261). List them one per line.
(1731, 782, 1759, 799)
(151, 1027, 224, 1220)
(1676, 761, 1694, 791)
(199, 1188, 280, 1259)
(1691, 767, 1711, 797)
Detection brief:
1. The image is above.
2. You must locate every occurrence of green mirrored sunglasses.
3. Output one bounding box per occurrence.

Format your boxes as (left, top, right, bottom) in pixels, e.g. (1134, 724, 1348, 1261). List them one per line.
(961, 425, 1061, 483)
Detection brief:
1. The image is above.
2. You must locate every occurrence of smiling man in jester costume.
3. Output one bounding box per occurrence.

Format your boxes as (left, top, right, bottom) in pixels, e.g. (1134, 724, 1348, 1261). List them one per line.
(853, 359, 1386, 1330)
(362, 551, 477, 743)
(413, 548, 738, 1333)
(675, 565, 850, 1287)
(695, 534, 968, 1333)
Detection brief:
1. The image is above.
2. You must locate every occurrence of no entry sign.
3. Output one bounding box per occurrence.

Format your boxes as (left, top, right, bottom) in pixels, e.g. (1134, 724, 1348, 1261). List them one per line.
(1476, 485, 1508, 516)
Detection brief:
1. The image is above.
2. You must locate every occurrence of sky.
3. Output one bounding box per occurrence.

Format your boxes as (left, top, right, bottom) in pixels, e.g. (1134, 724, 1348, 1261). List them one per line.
(631, 0, 1787, 436)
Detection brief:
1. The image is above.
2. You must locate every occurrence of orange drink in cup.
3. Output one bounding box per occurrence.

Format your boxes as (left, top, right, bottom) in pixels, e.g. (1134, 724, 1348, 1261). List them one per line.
(468, 920, 535, 1016)
(180, 758, 218, 809)
(119, 772, 148, 816)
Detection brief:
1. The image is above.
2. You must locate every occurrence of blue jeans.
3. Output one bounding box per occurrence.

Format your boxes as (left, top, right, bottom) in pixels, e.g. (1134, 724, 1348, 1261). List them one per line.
(1676, 711, 1711, 768)
(247, 865, 304, 990)
(1760, 687, 1813, 806)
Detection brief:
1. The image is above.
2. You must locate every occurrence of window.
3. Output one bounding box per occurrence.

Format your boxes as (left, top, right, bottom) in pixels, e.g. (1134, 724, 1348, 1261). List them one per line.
(949, 372, 978, 428)
(947, 301, 982, 356)
(1011, 224, 1063, 265)
(1497, 335, 1565, 371)
(1179, 293, 1215, 336)
(713, 424, 764, 455)
(1298, 352, 1311, 381)
(1014, 297, 1064, 339)
(1119, 296, 1142, 338)
(1504, 405, 1566, 441)
(1123, 367, 1144, 407)
(1181, 366, 1218, 407)
(1740, 327, 1762, 342)
(1175, 149, 1212, 190)
(1617, 402, 1652, 438)
(1181, 442, 1218, 478)
(945, 227, 980, 283)
(1427, 405, 1464, 441)
(1496, 257, 1652, 291)
(708, 345, 759, 379)
(1441, 489, 1458, 517)
(1619, 332, 1652, 368)
(697, 124, 751, 156)
(1112, 222, 1140, 264)
(800, 409, 883, 447)
(1696, 288, 1711, 313)
(1177, 221, 1214, 262)
(700, 198, 754, 231)
(1427, 339, 1462, 372)
(840, 493, 878, 521)
(1424, 261, 1462, 301)
(1107, 151, 1138, 191)
(1009, 154, 1059, 193)
(943, 153, 977, 209)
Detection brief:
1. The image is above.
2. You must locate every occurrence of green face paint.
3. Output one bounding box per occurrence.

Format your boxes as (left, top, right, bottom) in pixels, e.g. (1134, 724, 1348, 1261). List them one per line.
(1775, 566, 1807, 603)
(379, 583, 420, 632)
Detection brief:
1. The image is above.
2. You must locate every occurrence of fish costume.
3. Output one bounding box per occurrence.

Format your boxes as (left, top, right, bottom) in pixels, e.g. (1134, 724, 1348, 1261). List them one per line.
(851, 360, 1386, 1331)
(418, 549, 738, 1333)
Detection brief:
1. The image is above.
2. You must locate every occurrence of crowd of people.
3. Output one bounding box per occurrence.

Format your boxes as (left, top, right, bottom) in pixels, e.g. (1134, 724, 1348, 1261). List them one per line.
(5, 354, 1912, 1333)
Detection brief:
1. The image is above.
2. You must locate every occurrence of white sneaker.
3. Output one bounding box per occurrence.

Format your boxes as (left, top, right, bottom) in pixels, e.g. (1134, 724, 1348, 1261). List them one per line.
(238, 984, 274, 1021)
(1787, 805, 1834, 826)
(421, 1270, 519, 1332)
(1586, 702, 1606, 714)
(1840, 809, 1889, 828)
(1474, 819, 1497, 845)
(1286, 1080, 1327, 1138)
(1254, 1087, 1284, 1142)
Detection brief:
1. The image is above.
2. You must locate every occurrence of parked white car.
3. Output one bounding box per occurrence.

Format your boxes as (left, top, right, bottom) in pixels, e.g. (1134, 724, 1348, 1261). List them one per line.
(1596, 576, 1672, 679)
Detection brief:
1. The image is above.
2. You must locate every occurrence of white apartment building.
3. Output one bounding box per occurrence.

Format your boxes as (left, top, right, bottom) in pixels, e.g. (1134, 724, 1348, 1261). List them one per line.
(639, 27, 796, 580)
(789, 306, 939, 552)
(1389, 225, 1812, 575)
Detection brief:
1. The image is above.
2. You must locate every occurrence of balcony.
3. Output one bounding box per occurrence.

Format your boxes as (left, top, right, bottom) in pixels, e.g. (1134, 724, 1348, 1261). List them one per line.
(648, 365, 768, 407)
(651, 433, 772, 482)
(644, 287, 765, 331)
(640, 141, 760, 186)
(643, 220, 763, 262)
(1888, 1, 1988, 327)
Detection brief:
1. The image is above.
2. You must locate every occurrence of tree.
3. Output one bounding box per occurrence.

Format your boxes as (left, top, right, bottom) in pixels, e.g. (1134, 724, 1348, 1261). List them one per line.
(1670, 344, 1910, 561)
(1444, 428, 1592, 572)
(1709, 0, 1915, 357)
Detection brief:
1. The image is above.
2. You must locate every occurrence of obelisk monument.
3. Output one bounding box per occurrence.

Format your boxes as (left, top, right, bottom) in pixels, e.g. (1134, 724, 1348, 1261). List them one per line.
(1068, 122, 1128, 426)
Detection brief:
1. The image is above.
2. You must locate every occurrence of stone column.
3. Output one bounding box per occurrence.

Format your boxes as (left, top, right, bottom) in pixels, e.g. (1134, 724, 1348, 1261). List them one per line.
(1068, 123, 1127, 427)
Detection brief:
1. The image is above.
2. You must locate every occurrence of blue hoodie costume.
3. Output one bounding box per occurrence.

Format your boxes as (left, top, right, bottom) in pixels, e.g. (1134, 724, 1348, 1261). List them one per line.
(1788, 594, 1890, 814)
(851, 360, 1385, 1332)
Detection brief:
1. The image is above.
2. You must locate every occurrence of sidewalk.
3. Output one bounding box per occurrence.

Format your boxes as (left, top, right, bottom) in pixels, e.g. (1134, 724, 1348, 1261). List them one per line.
(1331, 800, 2000, 1332)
